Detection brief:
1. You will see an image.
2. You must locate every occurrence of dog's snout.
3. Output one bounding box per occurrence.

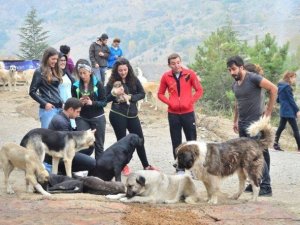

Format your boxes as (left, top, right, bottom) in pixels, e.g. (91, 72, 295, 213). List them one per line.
(126, 190, 136, 198)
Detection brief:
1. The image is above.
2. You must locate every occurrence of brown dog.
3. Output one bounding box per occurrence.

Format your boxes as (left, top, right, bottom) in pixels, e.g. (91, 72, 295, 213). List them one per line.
(0, 142, 50, 196)
(176, 117, 273, 204)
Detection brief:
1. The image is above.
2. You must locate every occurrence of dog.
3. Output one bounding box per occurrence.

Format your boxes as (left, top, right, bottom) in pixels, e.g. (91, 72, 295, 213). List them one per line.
(8, 65, 17, 91)
(138, 81, 160, 111)
(106, 170, 201, 204)
(20, 128, 96, 177)
(22, 69, 35, 86)
(0, 65, 17, 91)
(0, 142, 50, 196)
(176, 116, 273, 204)
(89, 133, 143, 182)
(112, 81, 130, 105)
(0, 67, 10, 91)
(135, 66, 148, 84)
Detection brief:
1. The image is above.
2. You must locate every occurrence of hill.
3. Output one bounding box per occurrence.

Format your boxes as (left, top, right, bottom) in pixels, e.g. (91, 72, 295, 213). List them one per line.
(0, 0, 300, 78)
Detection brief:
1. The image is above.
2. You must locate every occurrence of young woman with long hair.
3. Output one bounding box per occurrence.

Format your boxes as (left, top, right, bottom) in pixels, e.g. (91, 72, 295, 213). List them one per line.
(106, 58, 158, 174)
(29, 47, 63, 128)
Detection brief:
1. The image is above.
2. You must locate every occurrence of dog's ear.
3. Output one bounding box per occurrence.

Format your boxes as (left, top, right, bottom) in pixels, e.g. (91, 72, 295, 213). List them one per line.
(190, 145, 200, 159)
(136, 175, 146, 187)
(175, 143, 186, 158)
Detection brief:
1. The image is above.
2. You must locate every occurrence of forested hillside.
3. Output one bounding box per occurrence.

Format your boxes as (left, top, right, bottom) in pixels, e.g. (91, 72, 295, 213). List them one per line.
(0, 0, 300, 67)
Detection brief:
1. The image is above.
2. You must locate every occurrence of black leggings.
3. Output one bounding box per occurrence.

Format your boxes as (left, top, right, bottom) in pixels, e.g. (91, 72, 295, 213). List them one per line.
(109, 111, 149, 168)
(275, 117, 300, 149)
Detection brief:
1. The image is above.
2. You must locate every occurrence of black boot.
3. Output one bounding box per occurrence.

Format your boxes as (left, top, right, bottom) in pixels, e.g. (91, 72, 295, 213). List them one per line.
(273, 143, 284, 151)
(259, 186, 272, 197)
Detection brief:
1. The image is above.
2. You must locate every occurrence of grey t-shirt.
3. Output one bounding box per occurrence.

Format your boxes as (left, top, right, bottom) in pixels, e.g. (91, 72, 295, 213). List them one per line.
(232, 72, 263, 123)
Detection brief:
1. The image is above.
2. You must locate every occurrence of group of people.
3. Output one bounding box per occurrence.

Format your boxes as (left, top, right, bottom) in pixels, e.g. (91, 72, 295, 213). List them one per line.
(27, 36, 300, 198)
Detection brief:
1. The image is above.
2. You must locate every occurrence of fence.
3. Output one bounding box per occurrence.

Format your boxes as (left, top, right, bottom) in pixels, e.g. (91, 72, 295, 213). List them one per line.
(2, 60, 40, 71)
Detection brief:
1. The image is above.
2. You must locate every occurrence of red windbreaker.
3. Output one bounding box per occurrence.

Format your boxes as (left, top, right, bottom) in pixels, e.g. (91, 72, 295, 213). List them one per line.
(158, 68, 203, 114)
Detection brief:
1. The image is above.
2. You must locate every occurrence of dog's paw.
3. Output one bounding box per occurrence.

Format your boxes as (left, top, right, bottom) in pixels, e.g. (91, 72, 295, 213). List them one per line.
(42, 192, 52, 197)
(106, 193, 125, 200)
(6, 188, 15, 194)
(6, 185, 15, 194)
(164, 199, 178, 204)
(207, 197, 218, 205)
(184, 197, 199, 204)
(119, 197, 130, 203)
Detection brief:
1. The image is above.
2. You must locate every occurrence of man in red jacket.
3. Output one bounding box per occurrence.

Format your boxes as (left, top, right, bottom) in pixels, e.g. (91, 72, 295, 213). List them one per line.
(158, 53, 203, 161)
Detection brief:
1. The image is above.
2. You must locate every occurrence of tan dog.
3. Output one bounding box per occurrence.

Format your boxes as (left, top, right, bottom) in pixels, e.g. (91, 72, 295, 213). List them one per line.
(8, 65, 17, 91)
(106, 170, 200, 204)
(0, 142, 50, 196)
(22, 69, 35, 86)
(0, 68, 10, 91)
(139, 81, 159, 110)
(176, 117, 273, 204)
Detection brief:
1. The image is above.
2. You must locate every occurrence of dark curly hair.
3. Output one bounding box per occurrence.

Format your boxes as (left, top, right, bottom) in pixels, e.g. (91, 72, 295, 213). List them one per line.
(108, 58, 137, 88)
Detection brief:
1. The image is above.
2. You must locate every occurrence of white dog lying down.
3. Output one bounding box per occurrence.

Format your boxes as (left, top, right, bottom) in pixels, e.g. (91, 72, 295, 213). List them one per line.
(106, 170, 200, 204)
(0, 142, 50, 196)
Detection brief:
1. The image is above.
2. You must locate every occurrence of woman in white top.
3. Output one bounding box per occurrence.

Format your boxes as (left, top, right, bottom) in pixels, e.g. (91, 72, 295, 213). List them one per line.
(58, 53, 76, 128)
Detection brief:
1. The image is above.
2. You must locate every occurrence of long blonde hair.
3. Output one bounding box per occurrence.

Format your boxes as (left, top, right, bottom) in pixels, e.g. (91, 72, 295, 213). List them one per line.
(41, 47, 62, 84)
(281, 71, 296, 85)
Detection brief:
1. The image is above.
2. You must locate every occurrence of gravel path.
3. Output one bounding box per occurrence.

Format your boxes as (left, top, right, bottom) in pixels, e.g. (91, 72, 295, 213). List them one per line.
(0, 86, 299, 224)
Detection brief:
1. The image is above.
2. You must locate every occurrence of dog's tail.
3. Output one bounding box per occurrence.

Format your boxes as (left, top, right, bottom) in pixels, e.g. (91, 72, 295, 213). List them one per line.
(247, 116, 274, 149)
(20, 134, 29, 147)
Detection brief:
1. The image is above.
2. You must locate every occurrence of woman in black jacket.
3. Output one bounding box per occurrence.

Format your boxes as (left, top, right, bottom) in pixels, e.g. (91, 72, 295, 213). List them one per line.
(71, 59, 107, 161)
(106, 58, 158, 174)
(29, 47, 63, 128)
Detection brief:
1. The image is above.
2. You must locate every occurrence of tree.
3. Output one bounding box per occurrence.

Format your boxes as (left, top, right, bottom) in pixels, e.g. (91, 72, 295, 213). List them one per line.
(190, 23, 247, 114)
(246, 33, 289, 83)
(18, 7, 49, 60)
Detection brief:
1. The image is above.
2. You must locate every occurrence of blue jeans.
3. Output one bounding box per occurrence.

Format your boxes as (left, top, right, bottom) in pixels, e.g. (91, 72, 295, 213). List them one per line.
(39, 108, 61, 128)
(99, 67, 107, 84)
(92, 67, 101, 82)
(92, 67, 107, 84)
(238, 120, 271, 189)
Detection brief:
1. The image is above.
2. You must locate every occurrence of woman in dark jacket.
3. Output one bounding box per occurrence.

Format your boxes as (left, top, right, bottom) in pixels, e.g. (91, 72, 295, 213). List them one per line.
(274, 71, 300, 152)
(29, 47, 63, 128)
(71, 59, 107, 160)
(106, 58, 158, 174)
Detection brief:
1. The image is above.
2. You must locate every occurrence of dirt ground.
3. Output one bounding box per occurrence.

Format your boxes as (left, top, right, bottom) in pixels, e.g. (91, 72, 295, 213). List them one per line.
(0, 85, 300, 225)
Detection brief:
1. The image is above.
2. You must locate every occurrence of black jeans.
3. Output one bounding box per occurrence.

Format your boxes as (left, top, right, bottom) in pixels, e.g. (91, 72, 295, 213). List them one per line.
(275, 117, 300, 149)
(168, 112, 197, 159)
(76, 115, 106, 161)
(238, 120, 271, 189)
(109, 111, 149, 168)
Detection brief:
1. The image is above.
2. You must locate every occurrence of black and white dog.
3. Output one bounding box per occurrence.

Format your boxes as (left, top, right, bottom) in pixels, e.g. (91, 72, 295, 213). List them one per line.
(20, 128, 96, 177)
(89, 133, 143, 181)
